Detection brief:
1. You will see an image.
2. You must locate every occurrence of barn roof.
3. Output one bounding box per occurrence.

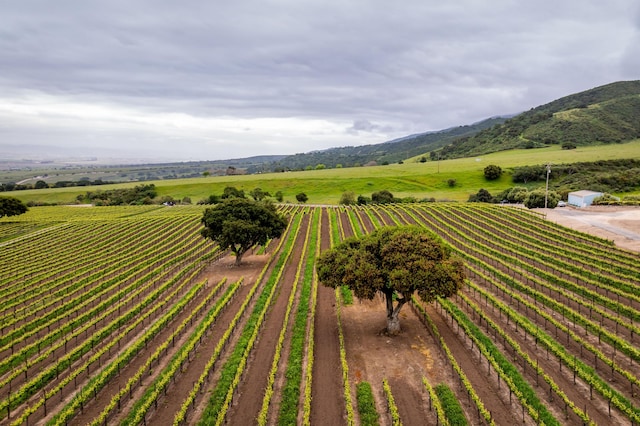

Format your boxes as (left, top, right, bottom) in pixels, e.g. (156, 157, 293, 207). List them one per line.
(569, 190, 602, 198)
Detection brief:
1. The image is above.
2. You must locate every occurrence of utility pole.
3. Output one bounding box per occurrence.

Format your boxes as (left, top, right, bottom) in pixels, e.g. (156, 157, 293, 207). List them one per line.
(544, 163, 551, 209)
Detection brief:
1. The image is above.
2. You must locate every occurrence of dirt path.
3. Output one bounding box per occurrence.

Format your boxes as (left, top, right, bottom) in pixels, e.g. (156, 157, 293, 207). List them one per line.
(224, 214, 311, 425)
(310, 208, 345, 425)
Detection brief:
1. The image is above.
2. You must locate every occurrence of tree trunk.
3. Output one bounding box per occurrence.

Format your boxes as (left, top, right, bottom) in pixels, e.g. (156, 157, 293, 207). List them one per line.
(384, 290, 406, 336)
(233, 246, 245, 265)
(386, 312, 401, 335)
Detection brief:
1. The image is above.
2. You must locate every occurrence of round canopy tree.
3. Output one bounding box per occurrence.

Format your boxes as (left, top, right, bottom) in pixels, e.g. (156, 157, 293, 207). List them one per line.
(201, 198, 288, 265)
(0, 196, 28, 218)
(483, 164, 503, 180)
(317, 226, 465, 335)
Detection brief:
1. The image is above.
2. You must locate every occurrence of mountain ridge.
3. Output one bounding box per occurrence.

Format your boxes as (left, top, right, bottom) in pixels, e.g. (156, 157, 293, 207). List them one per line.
(436, 80, 640, 159)
(256, 80, 640, 172)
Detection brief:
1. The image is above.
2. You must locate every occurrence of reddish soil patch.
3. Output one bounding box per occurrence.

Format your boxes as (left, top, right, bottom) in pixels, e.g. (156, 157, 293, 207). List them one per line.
(341, 297, 429, 424)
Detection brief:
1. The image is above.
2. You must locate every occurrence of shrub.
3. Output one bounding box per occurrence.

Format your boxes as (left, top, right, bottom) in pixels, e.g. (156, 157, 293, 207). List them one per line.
(339, 191, 357, 205)
(356, 382, 379, 426)
(434, 384, 468, 426)
(483, 164, 503, 180)
(502, 187, 529, 203)
(357, 195, 371, 205)
(524, 189, 559, 208)
(468, 189, 494, 203)
(592, 193, 620, 205)
(371, 190, 394, 204)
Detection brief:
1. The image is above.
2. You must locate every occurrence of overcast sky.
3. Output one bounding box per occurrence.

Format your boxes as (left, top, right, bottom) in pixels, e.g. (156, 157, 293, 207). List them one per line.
(1, 1, 638, 162)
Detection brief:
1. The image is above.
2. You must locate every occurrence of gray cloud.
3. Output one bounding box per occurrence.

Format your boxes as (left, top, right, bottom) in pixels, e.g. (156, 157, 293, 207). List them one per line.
(0, 0, 638, 162)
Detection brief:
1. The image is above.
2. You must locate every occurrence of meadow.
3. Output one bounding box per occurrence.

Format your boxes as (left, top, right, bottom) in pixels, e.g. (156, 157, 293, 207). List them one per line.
(7, 139, 640, 205)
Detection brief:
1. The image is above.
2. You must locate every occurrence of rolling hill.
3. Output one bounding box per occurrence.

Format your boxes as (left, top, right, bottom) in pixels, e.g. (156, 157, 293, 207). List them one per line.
(437, 80, 640, 159)
(257, 116, 508, 172)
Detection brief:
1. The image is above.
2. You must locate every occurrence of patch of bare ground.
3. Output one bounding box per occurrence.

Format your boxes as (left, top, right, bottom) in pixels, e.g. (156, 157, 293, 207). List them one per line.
(340, 296, 520, 425)
(542, 206, 640, 253)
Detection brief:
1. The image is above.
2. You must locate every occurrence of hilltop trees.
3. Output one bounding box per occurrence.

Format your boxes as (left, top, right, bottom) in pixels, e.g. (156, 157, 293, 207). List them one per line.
(0, 196, 28, 217)
(201, 198, 288, 265)
(317, 226, 465, 335)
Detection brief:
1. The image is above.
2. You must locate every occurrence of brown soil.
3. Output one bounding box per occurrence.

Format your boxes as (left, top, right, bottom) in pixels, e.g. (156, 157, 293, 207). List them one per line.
(224, 214, 311, 425)
(310, 209, 346, 425)
(342, 297, 436, 425)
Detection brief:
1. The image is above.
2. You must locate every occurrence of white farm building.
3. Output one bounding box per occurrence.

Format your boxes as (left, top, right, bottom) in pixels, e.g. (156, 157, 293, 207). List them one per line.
(568, 190, 603, 207)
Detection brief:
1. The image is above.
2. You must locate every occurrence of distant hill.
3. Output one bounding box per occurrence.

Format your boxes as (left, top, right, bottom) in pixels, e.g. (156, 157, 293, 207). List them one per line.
(437, 80, 640, 159)
(261, 116, 508, 172)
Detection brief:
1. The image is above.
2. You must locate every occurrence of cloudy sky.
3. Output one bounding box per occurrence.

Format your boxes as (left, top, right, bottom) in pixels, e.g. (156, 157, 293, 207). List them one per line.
(1, 1, 638, 162)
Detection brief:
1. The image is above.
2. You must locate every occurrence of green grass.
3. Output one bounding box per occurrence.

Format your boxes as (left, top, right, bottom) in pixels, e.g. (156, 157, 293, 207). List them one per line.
(8, 140, 640, 205)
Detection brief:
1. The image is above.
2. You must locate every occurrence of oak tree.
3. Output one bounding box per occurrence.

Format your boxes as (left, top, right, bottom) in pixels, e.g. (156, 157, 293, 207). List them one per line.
(201, 198, 287, 265)
(317, 226, 465, 335)
(0, 196, 28, 218)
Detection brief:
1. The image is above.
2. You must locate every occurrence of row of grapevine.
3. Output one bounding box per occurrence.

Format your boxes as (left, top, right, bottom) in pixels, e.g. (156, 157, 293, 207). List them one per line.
(1, 202, 638, 424)
(197, 210, 306, 425)
(0, 207, 221, 424)
(395, 203, 640, 424)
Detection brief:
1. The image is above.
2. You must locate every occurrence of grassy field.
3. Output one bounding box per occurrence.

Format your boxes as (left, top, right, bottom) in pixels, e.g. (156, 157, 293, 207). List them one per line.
(7, 140, 640, 205)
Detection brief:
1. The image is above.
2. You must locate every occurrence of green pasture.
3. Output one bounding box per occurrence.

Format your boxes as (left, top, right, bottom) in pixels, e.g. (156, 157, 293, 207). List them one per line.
(7, 140, 640, 205)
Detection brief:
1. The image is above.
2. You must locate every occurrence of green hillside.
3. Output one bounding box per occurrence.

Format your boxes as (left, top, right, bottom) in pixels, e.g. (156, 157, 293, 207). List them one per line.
(438, 80, 640, 158)
(266, 116, 507, 171)
(8, 140, 640, 205)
